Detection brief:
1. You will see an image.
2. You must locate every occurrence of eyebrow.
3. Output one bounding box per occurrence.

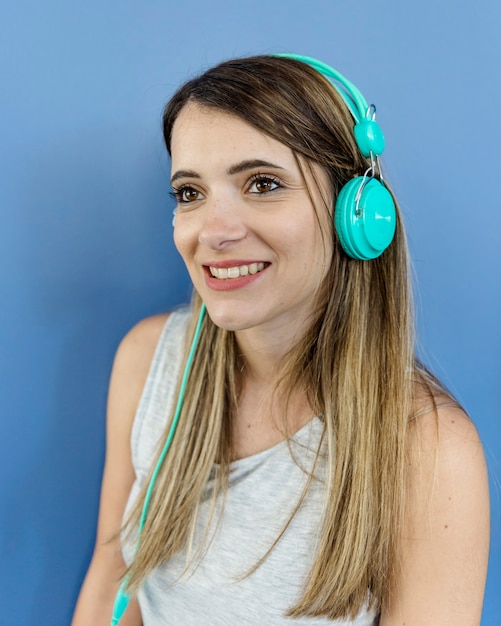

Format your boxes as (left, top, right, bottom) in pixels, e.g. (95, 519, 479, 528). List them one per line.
(227, 159, 285, 175)
(170, 159, 285, 186)
(170, 169, 200, 185)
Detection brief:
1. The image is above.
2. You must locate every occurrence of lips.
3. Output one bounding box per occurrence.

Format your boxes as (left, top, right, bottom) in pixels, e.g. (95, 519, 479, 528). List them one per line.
(208, 262, 266, 279)
(203, 261, 270, 291)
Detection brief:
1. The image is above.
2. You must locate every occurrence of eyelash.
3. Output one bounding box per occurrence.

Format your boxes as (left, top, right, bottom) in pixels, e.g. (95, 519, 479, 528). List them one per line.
(169, 174, 282, 204)
(169, 185, 200, 204)
(247, 173, 282, 194)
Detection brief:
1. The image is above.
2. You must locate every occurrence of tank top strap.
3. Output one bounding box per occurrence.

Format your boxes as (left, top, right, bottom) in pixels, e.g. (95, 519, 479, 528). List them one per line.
(130, 307, 191, 475)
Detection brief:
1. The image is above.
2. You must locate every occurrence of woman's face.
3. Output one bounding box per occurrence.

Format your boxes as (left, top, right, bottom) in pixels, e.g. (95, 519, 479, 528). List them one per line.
(170, 103, 333, 338)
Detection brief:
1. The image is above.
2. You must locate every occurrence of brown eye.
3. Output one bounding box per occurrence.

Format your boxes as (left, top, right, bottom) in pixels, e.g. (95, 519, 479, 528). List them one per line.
(169, 185, 203, 203)
(181, 187, 200, 202)
(249, 176, 280, 194)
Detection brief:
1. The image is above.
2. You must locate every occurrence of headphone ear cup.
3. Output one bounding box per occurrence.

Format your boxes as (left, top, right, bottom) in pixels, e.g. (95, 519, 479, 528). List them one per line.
(334, 177, 397, 260)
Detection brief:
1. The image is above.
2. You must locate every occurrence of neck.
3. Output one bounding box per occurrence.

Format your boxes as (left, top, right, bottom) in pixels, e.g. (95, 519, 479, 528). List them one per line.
(231, 368, 314, 460)
(234, 315, 308, 383)
(225, 311, 317, 458)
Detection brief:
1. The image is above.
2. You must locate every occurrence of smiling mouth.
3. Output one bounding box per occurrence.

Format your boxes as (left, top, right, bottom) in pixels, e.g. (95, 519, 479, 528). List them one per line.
(208, 262, 268, 279)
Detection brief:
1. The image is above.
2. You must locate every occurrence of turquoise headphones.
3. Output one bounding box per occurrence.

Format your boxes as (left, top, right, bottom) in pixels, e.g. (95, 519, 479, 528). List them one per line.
(277, 53, 396, 261)
(111, 54, 395, 626)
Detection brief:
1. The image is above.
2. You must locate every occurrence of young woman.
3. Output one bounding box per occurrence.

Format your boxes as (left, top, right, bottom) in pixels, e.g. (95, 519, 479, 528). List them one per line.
(72, 55, 490, 626)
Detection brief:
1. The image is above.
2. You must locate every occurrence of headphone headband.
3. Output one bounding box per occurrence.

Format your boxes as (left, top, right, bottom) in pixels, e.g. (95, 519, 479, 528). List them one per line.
(275, 53, 368, 123)
(274, 53, 385, 158)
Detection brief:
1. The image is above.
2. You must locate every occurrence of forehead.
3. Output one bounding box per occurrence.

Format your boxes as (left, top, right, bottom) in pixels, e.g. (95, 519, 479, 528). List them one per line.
(170, 103, 295, 169)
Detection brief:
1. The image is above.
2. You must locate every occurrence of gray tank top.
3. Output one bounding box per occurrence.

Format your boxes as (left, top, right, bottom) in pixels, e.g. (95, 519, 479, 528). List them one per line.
(122, 308, 378, 625)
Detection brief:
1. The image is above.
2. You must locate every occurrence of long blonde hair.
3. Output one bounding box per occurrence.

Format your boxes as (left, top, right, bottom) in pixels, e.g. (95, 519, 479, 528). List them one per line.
(123, 55, 444, 619)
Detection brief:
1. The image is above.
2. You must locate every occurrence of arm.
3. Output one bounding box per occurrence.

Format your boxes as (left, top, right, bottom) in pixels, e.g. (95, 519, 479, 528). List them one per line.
(380, 405, 490, 626)
(71, 314, 169, 626)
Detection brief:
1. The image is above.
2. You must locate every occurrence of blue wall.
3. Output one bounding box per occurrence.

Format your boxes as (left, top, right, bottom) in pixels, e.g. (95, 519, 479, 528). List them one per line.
(0, 1, 499, 624)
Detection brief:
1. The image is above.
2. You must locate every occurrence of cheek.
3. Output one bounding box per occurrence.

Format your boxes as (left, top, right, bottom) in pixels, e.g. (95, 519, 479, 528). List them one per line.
(173, 225, 193, 262)
(172, 228, 184, 258)
(289, 212, 332, 261)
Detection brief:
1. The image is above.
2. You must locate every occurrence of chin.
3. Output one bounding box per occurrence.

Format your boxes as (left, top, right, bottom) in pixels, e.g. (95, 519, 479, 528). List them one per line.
(203, 303, 262, 333)
(206, 313, 253, 332)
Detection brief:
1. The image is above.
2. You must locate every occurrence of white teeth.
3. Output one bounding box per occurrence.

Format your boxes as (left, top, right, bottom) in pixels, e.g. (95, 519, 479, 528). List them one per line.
(209, 262, 265, 279)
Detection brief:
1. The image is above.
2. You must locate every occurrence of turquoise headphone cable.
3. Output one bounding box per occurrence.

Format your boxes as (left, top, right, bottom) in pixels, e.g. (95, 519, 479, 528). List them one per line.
(111, 303, 207, 625)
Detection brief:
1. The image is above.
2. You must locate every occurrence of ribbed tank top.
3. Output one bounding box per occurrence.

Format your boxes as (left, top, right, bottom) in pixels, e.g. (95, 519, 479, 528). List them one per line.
(122, 308, 378, 625)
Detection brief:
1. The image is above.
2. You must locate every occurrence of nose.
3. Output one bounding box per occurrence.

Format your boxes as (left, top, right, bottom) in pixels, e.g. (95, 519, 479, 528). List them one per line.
(198, 192, 247, 250)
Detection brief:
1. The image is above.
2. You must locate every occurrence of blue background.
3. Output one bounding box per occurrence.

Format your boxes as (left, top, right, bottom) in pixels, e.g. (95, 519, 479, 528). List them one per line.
(0, 1, 499, 624)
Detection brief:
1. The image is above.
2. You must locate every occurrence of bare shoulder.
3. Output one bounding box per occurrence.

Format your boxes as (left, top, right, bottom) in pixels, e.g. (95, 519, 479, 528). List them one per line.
(381, 402, 490, 625)
(408, 400, 485, 459)
(114, 313, 171, 379)
(106, 313, 170, 440)
(406, 402, 488, 499)
(406, 389, 489, 523)
(407, 376, 486, 479)
(406, 400, 489, 541)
